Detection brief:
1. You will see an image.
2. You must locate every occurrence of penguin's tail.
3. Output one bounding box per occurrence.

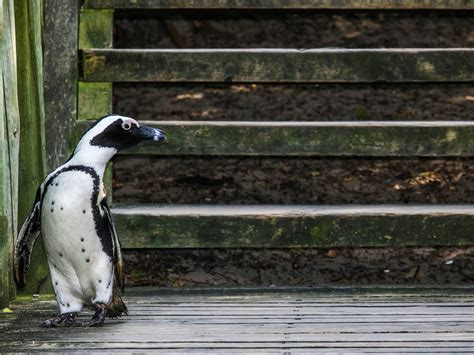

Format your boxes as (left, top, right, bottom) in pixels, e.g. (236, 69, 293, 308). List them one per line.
(106, 284, 128, 319)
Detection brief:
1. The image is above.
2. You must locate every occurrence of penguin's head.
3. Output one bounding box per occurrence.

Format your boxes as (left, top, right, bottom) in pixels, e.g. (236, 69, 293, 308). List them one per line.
(77, 115, 166, 154)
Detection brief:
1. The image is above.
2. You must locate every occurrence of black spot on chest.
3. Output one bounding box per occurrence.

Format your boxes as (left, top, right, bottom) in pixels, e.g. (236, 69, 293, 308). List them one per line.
(42, 165, 113, 259)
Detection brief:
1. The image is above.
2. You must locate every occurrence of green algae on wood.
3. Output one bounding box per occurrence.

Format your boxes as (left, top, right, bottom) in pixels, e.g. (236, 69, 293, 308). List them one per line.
(79, 9, 113, 49)
(112, 205, 474, 248)
(78, 82, 112, 120)
(14, 0, 51, 296)
(81, 49, 474, 83)
(78, 9, 113, 121)
(76, 121, 474, 157)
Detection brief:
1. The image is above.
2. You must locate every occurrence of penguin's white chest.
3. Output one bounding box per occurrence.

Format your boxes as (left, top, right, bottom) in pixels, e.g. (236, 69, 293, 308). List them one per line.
(41, 169, 113, 306)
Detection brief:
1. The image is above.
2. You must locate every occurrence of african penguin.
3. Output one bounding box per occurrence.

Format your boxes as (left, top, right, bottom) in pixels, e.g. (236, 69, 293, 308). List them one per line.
(14, 115, 165, 327)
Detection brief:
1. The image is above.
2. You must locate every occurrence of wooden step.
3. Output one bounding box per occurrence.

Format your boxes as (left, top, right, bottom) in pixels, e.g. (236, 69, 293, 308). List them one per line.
(81, 48, 474, 83)
(84, 0, 474, 10)
(75, 121, 474, 157)
(112, 204, 474, 248)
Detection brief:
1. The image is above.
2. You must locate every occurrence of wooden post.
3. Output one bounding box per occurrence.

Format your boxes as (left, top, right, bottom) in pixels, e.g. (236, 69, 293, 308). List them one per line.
(0, 0, 21, 307)
(43, 0, 79, 171)
(78, 7, 114, 203)
(14, 0, 49, 296)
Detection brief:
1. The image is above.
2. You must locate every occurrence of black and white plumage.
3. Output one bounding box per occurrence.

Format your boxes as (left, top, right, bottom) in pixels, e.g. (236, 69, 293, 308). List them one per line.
(14, 115, 165, 327)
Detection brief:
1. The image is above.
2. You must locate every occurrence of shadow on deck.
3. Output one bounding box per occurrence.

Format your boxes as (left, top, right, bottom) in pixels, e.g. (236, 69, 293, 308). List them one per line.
(1, 286, 474, 353)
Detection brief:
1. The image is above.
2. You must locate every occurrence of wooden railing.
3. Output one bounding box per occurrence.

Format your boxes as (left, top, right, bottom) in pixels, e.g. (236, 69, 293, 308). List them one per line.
(40, 1, 474, 261)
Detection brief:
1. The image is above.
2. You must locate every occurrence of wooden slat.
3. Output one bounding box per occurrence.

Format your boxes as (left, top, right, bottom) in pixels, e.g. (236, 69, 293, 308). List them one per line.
(79, 9, 113, 49)
(112, 204, 474, 248)
(82, 49, 474, 83)
(76, 120, 474, 157)
(78, 9, 113, 121)
(85, 0, 474, 10)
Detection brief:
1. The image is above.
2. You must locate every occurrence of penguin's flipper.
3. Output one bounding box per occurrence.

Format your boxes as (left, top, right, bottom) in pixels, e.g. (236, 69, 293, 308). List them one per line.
(14, 187, 42, 288)
(101, 200, 125, 291)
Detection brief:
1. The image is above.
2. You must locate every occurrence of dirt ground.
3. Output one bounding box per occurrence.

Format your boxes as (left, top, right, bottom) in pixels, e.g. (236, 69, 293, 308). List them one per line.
(113, 10, 474, 286)
(115, 83, 474, 122)
(114, 10, 474, 49)
(114, 157, 474, 205)
(123, 247, 474, 287)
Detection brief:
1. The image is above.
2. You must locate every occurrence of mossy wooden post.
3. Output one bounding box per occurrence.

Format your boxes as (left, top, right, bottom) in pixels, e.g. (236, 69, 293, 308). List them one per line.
(21, 0, 80, 294)
(1, 0, 21, 307)
(78, 7, 114, 202)
(14, 0, 49, 295)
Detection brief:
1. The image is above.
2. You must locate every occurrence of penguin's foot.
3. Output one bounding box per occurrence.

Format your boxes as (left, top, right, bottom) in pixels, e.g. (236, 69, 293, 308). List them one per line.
(82, 303, 107, 327)
(40, 312, 78, 328)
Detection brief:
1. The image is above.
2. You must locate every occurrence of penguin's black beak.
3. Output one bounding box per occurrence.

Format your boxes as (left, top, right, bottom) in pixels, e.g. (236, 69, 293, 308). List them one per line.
(133, 126, 166, 142)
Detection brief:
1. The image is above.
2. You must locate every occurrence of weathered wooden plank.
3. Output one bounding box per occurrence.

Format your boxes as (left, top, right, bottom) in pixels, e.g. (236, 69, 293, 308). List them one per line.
(14, 0, 47, 222)
(4, 340, 474, 350)
(2, 0, 20, 243)
(6, 332, 474, 343)
(82, 49, 474, 83)
(1, 0, 21, 307)
(78, 9, 114, 202)
(119, 314, 474, 321)
(43, 0, 79, 170)
(126, 306, 474, 315)
(12, 320, 473, 336)
(113, 204, 474, 248)
(79, 9, 113, 49)
(76, 121, 474, 157)
(84, 0, 474, 10)
(78, 82, 112, 120)
(14, 0, 49, 297)
(78, 8, 113, 120)
(0, 0, 8, 309)
(124, 285, 474, 300)
(130, 121, 474, 157)
(3, 289, 474, 352)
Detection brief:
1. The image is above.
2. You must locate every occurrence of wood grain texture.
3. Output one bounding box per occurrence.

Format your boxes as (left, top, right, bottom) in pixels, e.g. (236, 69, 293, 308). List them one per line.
(14, 0, 46, 227)
(0, 76, 11, 308)
(14, 0, 50, 297)
(77, 82, 112, 120)
(43, 0, 79, 170)
(77, 10, 113, 121)
(76, 120, 474, 157)
(0, 0, 20, 307)
(84, 0, 474, 10)
(32, 0, 80, 295)
(112, 204, 474, 248)
(79, 8, 113, 49)
(1, 288, 474, 352)
(82, 49, 474, 83)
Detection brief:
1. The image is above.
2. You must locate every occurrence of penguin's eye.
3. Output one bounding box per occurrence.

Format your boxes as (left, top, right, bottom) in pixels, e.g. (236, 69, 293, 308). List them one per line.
(122, 123, 131, 130)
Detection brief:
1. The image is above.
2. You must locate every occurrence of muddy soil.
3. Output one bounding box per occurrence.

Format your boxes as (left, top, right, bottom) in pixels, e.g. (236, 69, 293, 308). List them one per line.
(123, 247, 474, 287)
(114, 10, 474, 286)
(114, 10, 474, 49)
(114, 157, 474, 205)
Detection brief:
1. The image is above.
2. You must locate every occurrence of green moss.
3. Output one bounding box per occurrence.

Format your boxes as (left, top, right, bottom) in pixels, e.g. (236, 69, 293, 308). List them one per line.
(78, 82, 112, 120)
(79, 9, 113, 49)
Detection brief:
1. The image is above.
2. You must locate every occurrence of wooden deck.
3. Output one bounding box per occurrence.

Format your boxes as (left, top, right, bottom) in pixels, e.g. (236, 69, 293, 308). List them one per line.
(1, 287, 473, 353)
